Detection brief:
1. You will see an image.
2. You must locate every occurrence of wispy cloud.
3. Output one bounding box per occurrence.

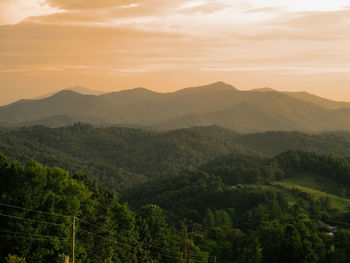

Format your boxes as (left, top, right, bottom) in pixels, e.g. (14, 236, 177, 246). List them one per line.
(1, 0, 350, 104)
(201, 65, 350, 74)
(0, 0, 62, 25)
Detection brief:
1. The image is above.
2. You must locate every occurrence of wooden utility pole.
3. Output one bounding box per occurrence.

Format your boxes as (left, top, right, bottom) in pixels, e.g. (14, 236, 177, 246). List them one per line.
(186, 249, 191, 263)
(181, 220, 188, 262)
(214, 256, 216, 263)
(72, 216, 76, 263)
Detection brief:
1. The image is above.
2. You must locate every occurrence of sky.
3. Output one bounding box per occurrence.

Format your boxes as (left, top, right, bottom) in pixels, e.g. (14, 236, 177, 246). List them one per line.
(0, 0, 350, 105)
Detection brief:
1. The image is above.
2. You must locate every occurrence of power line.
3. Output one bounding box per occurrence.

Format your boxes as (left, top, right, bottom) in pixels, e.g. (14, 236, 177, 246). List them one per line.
(1, 232, 205, 262)
(0, 202, 73, 218)
(78, 218, 205, 259)
(78, 228, 139, 249)
(0, 230, 71, 241)
(0, 234, 69, 242)
(0, 212, 70, 228)
(77, 228, 193, 262)
(79, 218, 177, 253)
(0, 202, 211, 261)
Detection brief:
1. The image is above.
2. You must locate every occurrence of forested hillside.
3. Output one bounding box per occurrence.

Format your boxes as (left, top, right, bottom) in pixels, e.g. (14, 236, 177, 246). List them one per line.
(0, 154, 184, 263)
(1, 124, 350, 192)
(2, 150, 350, 262)
(2, 82, 350, 132)
(126, 151, 350, 263)
(0, 124, 244, 191)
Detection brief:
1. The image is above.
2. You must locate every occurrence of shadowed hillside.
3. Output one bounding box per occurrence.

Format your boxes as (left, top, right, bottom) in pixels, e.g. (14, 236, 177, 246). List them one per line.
(1, 82, 350, 132)
(2, 124, 350, 191)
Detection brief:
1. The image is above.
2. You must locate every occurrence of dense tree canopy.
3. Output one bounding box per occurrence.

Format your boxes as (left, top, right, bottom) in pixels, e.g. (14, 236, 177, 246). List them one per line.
(2, 124, 350, 192)
(0, 154, 185, 262)
(1, 125, 350, 262)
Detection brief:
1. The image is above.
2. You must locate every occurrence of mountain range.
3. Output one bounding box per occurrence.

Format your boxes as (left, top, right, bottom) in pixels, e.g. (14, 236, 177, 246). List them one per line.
(1, 82, 350, 132)
(33, 85, 105, 99)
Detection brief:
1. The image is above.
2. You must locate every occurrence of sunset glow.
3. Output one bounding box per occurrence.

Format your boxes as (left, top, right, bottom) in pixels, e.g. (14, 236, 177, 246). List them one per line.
(1, 0, 350, 105)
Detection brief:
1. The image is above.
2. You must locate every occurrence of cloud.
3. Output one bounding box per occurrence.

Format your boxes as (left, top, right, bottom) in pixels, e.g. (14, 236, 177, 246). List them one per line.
(0, 21, 201, 70)
(45, 0, 187, 11)
(46, 0, 128, 10)
(231, 0, 350, 12)
(2, 0, 350, 105)
(176, 0, 230, 14)
(2, 4, 350, 73)
(201, 65, 350, 74)
(0, 0, 62, 25)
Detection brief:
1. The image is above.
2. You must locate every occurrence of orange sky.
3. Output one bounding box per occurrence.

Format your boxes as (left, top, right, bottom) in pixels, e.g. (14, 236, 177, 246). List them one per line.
(1, 0, 350, 105)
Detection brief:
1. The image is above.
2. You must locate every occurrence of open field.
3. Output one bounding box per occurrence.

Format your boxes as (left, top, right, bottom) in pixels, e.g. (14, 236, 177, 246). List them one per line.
(273, 173, 350, 210)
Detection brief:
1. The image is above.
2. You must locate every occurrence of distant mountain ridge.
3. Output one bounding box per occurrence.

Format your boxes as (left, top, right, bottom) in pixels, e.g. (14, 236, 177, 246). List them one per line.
(34, 85, 105, 99)
(1, 82, 350, 132)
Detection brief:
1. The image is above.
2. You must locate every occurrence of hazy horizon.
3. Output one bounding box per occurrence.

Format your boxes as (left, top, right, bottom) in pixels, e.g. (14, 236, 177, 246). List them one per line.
(1, 81, 350, 107)
(1, 0, 350, 105)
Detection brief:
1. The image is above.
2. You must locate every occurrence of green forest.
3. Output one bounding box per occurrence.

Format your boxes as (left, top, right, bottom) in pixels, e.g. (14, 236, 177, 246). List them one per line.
(1, 124, 350, 262)
(2, 123, 350, 192)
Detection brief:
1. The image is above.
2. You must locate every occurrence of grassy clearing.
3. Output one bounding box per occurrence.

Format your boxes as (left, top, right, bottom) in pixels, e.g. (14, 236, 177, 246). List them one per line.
(278, 173, 349, 196)
(272, 173, 350, 211)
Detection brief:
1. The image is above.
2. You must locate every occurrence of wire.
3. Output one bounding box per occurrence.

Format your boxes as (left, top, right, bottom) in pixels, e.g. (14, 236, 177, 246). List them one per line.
(77, 228, 190, 262)
(78, 228, 137, 249)
(0, 202, 210, 261)
(78, 218, 204, 259)
(0, 202, 73, 218)
(0, 212, 70, 228)
(0, 230, 71, 241)
(0, 234, 69, 242)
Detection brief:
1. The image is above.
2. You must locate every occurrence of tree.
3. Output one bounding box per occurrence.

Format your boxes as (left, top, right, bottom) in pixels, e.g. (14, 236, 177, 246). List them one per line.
(5, 254, 26, 263)
(331, 229, 350, 263)
(137, 205, 181, 263)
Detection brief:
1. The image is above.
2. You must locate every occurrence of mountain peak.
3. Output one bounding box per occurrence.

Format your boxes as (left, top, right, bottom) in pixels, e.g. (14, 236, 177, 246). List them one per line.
(2, 82, 350, 132)
(65, 85, 105, 95)
(202, 81, 236, 90)
(175, 81, 236, 94)
(101, 87, 159, 97)
(251, 87, 276, 92)
(129, 87, 157, 94)
(53, 89, 82, 97)
(34, 86, 103, 100)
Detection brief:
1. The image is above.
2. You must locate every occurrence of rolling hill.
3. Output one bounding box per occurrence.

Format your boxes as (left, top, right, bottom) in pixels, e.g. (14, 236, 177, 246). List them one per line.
(1, 82, 350, 132)
(34, 85, 105, 99)
(2, 124, 350, 191)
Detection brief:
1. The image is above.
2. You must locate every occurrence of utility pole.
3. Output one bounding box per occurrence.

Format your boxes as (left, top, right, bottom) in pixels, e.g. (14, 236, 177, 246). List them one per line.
(186, 249, 191, 263)
(214, 256, 216, 263)
(181, 220, 188, 263)
(72, 216, 76, 263)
